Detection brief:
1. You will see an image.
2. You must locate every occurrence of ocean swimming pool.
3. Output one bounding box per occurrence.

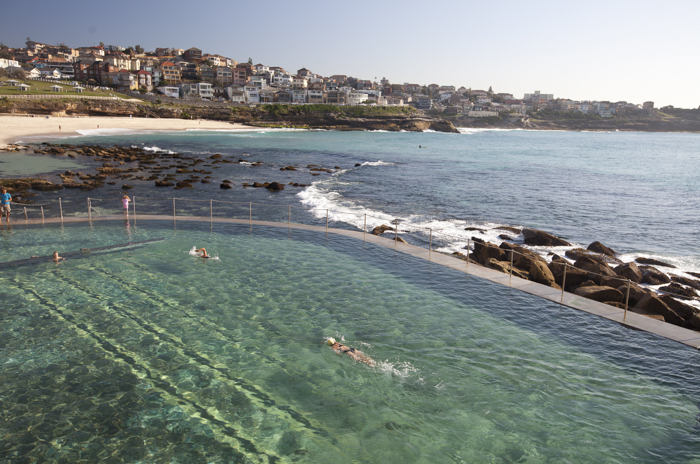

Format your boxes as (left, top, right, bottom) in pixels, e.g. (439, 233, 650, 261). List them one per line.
(1, 220, 699, 463)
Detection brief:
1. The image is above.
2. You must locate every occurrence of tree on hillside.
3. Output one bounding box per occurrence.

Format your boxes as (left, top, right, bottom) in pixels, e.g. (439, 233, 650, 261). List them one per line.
(0, 43, 8, 50)
(135, 45, 144, 54)
(247, 57, 253, 64)
(488, 85, 493, 93)
(11, 69, 26, 81)
(0, 50, 12, 60)
(26, 37, 31, 47)
(0, 68, 7, 78)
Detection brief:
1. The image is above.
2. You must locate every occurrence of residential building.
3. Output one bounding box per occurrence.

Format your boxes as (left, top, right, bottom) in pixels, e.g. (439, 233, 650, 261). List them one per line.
(326, 90, 347, 105)
(271, 74, 292, 87)
(457, 86, 468, 94)
(248, 75, 268, 89)
(291, 76, 308, 89)
(198, 64, 215, 82)
(160, 62, 181, 84)
(276, 90, 293, 103)
(227, 89, 246, 104)
(183, 47, 203, 62)
(215, 66, 233, 85)
(292, 89, 307, 103)
(414, 95, 432, 109)
(254, 63, 270, 74)
(243, 84, 259, 103)
(496, 93, 514, 100)
(155, 48, 172, 57)
(157, 86, 180, 98)
(232, 67, 249, 86)
(258, 88, 275, 103)
(179, 82, 213, 99)
(524, 90, 553, 102)
(468, 110, 499, 117)
(136, 70, 153, 91)
(179, 62, 198, 81)
(477, 95, 492, 104)
(297, 67, 312, 77)
(427, 84, 440, 93)
(347, 91, 368, 105)
(0, 58, 21, 69)
(307, 89, 324, 104)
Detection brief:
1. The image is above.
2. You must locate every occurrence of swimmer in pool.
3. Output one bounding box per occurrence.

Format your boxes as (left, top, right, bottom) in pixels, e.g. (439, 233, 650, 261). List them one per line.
(194, 247, 211, 258)
(52, 251, 64, 263)
(327, 338, 376, 367)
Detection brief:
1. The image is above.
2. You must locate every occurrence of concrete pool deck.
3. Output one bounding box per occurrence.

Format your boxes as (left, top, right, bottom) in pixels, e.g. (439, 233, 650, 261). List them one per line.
(11, 213, 700, 350)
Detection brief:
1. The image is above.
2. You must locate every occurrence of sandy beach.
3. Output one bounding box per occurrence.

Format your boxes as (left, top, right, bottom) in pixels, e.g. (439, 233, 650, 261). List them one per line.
(0, 114, 248, 148)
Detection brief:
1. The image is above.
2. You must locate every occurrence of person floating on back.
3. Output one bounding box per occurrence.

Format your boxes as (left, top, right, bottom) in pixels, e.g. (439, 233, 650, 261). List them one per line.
(327, 338, 376, 367)
(1, 188, 12, 224)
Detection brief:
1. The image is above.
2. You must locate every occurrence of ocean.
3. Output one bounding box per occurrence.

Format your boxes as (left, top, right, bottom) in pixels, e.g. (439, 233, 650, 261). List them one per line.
(44, 127, 700, 275)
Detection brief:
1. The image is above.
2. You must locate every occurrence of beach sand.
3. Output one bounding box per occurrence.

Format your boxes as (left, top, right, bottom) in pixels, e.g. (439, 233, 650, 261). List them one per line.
(0, 115, 248, 147)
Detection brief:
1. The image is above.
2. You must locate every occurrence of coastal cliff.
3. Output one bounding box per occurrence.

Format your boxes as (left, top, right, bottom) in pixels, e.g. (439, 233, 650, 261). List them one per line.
(0, 99, 460, 133)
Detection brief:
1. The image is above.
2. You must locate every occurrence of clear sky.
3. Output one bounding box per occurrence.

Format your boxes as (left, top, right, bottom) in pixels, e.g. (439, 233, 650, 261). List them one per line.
(2, 0, 698, 107)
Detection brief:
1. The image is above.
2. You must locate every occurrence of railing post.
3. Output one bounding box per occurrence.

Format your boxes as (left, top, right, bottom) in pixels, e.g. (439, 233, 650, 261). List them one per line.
(88, 198, 91, 222)
(210, 199, 213, 227)
(561, 263, 568, 303)
(509, 250, 514, 285)
(23, 207, 28, 221)
(133, 196, 136, 226)
(173, 197, 176, 222)
(429, 228, 432, 261)
(364, 214, 367, 240)
(326, 209, 328, 234)
(624, 280, 631, 320)
(288, 205, 291, 230)
(249, 202, 252, 223)
(394, 224, 398, 248)
(59, 198, 63, 223)
(41, 206, 44, 222)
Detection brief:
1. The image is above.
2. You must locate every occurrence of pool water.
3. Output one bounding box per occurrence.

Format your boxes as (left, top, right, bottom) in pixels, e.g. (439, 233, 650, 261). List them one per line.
(1, 220, 699, 463)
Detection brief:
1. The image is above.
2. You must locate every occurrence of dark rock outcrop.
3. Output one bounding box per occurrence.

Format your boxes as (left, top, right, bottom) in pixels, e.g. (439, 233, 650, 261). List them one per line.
(220, 183, 233, 189)
(640, 266, 671, 285)
(574, 285, 624, 303)
(522, 228, 571, 247)
(265, 182, 284, 191)
(587, 241, 617, 257)
(613, 262, 642, 283)
(372, 225, 394, 235)
(658, 282, 698, 300)
(635, 257, 676, 268)
(565, 248, 622, 265)
(635, 294, 685, 325)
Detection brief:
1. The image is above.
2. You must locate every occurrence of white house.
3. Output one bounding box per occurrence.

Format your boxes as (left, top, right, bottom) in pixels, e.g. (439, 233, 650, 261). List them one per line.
(0, 58, 20, 69)
(40, 68, 62, 79)
(243, 84, 259, 103)
(158, 86, 180, 98)
(468, 110, 499, 117)
(292, 89, 307, 103)
(248, 75, 268, 89)
(291, 76, 308, 89)
(347, 92, 369, 105)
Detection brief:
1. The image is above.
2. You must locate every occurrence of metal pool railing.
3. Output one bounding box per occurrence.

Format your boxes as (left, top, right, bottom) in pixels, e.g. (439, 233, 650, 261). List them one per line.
(12, 195, 699, 321)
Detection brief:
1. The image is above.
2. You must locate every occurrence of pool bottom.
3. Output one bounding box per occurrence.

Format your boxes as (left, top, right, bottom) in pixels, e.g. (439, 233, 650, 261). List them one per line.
(0, 221, 699, 464)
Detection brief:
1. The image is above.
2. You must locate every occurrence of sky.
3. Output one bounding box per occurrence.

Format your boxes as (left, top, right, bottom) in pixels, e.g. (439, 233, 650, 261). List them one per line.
(2, 0, 698, 108)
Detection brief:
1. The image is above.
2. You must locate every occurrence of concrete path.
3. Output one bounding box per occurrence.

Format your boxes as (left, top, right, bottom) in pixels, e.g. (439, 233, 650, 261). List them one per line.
(11, 213, 700, 350)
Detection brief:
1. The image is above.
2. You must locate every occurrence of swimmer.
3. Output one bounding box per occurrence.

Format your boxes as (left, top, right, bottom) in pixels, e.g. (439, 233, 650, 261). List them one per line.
(194, 247, 211, 258)
(52, 251, 64, 263)
(327, 338, 376, 367)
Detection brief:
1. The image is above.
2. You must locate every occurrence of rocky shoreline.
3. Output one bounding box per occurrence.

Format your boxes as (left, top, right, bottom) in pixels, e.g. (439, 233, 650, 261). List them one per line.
(369, 224, 700, 332)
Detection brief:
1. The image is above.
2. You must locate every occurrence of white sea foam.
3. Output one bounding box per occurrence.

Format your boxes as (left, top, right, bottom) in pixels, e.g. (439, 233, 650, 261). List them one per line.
(360, 160, 395, 167)
(137, 145, 176, 154)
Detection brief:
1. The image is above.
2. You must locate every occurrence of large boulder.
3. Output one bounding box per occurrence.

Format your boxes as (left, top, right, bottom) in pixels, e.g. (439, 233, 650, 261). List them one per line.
(372, 225, 394, 235)
(529, 260, 561, 289)
(565, 248, 622, 265)
(587, 241, 618, 257)
(635, 293, 685, 326)
(600, 275, 630, 288)
(659, 295, 699, 321)
(635, 257, 676, 268)
(613, 262, 642, 283)
(616, 283, 650, 307)
(640, 266, 671, 285)
(671, 275, 700, 291)
(549, 262, 589, 290)
(574, 285, 624, 304)
(658, 282, 698, 300)
(574, 256, 618, 285)
(265, 182, 285, 191)
(220, 183, 233, 189)
(485, 258, 529, 280)
(155, 180, 174, 187)
(473, 241, 506, 264)
(522, 228, 571, 247)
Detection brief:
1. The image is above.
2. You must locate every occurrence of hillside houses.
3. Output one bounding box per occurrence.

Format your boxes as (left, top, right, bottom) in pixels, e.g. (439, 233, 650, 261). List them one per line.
(1, 39, 653, 112)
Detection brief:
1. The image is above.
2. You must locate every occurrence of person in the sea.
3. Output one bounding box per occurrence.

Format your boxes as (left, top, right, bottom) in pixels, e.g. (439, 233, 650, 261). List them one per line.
(52, 251, 64, 263)
(194, 247, 212, 259)
(1, 188, 12, 224)
(327, 338, 376, 366)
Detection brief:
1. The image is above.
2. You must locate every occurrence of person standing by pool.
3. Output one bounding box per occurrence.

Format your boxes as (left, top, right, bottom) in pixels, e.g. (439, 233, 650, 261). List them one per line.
(122, 195, 130, 217)
(1, 188, 12, 224)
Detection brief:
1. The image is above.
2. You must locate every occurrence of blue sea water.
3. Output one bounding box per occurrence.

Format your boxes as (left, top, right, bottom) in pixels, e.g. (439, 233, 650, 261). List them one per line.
(44, 127, 700, 272)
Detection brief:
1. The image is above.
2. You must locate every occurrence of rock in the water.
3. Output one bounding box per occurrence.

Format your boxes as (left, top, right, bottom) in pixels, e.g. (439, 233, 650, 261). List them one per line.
(174, 181, 193, 189)
(549, 262, 589, 290)
(574, 285, 624, 303)
(565, 248, 622, 265)
(486, 258, 529, 280)
(658, 282, 698, 300)
(372, 225, 394, 235)
(640, 266, 671, 285)
(498, 234, 515, 240)
(635, 257, 676, 268)
(209, 154, 222, 159)
(522, 228, 571, 247)
(155, 180, 174, 187)
(122, 184, 133, 190)
(252, 182, 264, 188)
(355, 163, 362, 167)
(265, 182, 284, 191)
(671, 275, 700, 291)
(220, 183, 233, 189)
(395, 236, 408, 244)
(587, 241, 617, 257)
(495, 226, 522, 234)
(688, 272, 700, 279)
(613, 262, 642, 283)
(635, 293, 685, 325)
(465, 227, 486, 233)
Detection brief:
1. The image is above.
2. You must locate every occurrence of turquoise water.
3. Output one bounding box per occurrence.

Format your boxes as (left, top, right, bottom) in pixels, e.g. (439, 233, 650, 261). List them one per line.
(1, 220, 699, 463)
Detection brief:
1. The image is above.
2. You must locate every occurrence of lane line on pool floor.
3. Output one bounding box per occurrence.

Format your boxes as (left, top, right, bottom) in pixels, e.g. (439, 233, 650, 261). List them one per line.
(12, 214, 700, 350)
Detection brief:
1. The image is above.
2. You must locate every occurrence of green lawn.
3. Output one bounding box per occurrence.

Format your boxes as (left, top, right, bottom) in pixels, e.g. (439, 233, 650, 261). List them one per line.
(0, 78, 118, 98)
